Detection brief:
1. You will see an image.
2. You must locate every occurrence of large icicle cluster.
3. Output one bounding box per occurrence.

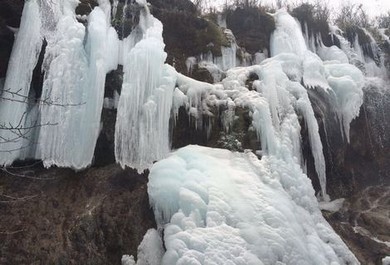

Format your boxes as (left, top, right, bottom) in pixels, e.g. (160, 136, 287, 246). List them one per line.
(0, 0, 121, 169)
(115, 3, 177, 172)
(39, 4, 111, 168)
(144, 10, 373, 265)
(171, 11, 331, 199)
(0, 0, 42, 165)
(0, 2, 367, 178)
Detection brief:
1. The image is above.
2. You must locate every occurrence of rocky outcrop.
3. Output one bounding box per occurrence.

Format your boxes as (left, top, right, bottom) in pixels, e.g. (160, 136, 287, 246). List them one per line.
(324, 186, 390, 265)
(320, 85, 389, 198)
(0, 0, 23, 78)
(225, 6, 275, 54)
(149, 0, 228, 74)
(0, 164, 155, 265)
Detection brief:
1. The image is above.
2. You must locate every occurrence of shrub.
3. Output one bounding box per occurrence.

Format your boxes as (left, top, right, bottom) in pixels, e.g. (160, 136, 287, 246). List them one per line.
(291, 3, 333, 46)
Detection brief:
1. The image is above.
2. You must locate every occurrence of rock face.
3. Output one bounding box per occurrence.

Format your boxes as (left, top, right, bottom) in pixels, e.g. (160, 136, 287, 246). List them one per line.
(0, 0, 23, 78)
(324, 186, 390, 265)
(315, 85, 390, 198)
(0, 164, 155, 265)
(226, 6, 275, 54)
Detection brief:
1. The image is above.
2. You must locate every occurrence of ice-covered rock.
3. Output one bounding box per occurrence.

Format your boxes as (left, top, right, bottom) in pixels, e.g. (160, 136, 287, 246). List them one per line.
(148, 145, 359, 265)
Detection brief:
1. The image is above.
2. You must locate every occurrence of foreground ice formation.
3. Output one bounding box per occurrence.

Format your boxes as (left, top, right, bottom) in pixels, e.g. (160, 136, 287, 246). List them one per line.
(148, 145, 359, 265)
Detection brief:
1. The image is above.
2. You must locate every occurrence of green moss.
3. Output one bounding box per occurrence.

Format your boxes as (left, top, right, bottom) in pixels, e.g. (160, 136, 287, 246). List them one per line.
(203, 12, 219, 24)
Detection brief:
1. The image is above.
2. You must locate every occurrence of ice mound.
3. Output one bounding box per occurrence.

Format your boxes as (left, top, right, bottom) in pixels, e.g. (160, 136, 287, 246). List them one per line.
(148, 145, 359, 265)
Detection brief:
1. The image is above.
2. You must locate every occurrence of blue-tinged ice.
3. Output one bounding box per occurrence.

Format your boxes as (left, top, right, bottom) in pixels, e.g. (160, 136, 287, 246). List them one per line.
(148, 145, 359, 265)
(270, 11, 307, 57)
(38, 5, 117, 169)
(0, 0, 42, 165)
(324, 63, 364, 142)
(115, 4, 177, 172)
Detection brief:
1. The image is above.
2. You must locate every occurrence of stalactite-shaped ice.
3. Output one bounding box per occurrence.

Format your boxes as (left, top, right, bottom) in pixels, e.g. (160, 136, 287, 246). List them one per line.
(324, 63, 364, 142)
(174, 57, 329, 199)
(287, 81, 328, 201)
(0, 0, 42, 165)
(270, 10, 307, 57)
(115, 5, 177, 172)
(220, 29, 237, 71)
(38, 6, 113, 169)
(302, 51, 330, 90)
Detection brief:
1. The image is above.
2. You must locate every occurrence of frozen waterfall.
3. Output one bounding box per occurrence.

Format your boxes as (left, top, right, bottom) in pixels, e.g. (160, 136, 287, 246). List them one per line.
(38, 4, 119, 169)
(0, 0, 42, 165)
(4, 1, 390, 264)
(114, 3, 177, 172)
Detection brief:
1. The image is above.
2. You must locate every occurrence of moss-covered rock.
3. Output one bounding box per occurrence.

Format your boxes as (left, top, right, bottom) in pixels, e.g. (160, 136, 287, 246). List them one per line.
(225, 6, 275, 54)
(75, 0, 99, 17)
(291, 3, 337, 48)
(149, 4, 228, 74)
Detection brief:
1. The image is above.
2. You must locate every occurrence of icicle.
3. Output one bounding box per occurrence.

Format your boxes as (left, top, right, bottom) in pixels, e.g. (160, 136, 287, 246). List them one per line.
(38, 6, 112, 169)
(287, 81, 329, 201)
(221, 29, 237, 70)
(324, 63, 364, 143)
(0, 0, 42, 165)
(112, 0, 119, 19)
(115, 4, 177, 172)
(270, 10, 307, 57)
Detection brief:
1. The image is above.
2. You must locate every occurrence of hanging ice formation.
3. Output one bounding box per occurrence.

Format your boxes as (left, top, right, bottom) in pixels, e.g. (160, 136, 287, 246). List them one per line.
(0, 0, 42, 165)
(114, 0, 177, 172)
(2, 0, 386, 263)
(145, 10, 375, 264)
(0, 0, 119, 169)
(167, 10, 332, 199)
(0, 1, 370, 190)
(38, 2, 117, 168)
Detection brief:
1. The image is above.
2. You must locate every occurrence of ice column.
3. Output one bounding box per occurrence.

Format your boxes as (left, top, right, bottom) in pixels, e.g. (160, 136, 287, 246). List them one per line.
(0, 0, 42, 165)
(115, 5, 177, 172)
(38, 6, 113, 169)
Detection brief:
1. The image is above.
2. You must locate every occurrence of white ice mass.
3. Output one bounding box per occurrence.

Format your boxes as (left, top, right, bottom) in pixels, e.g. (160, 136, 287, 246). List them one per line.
(148, 145, 359, 265)
(0, 0, 42, 165)
(115, 4, 176, 172)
